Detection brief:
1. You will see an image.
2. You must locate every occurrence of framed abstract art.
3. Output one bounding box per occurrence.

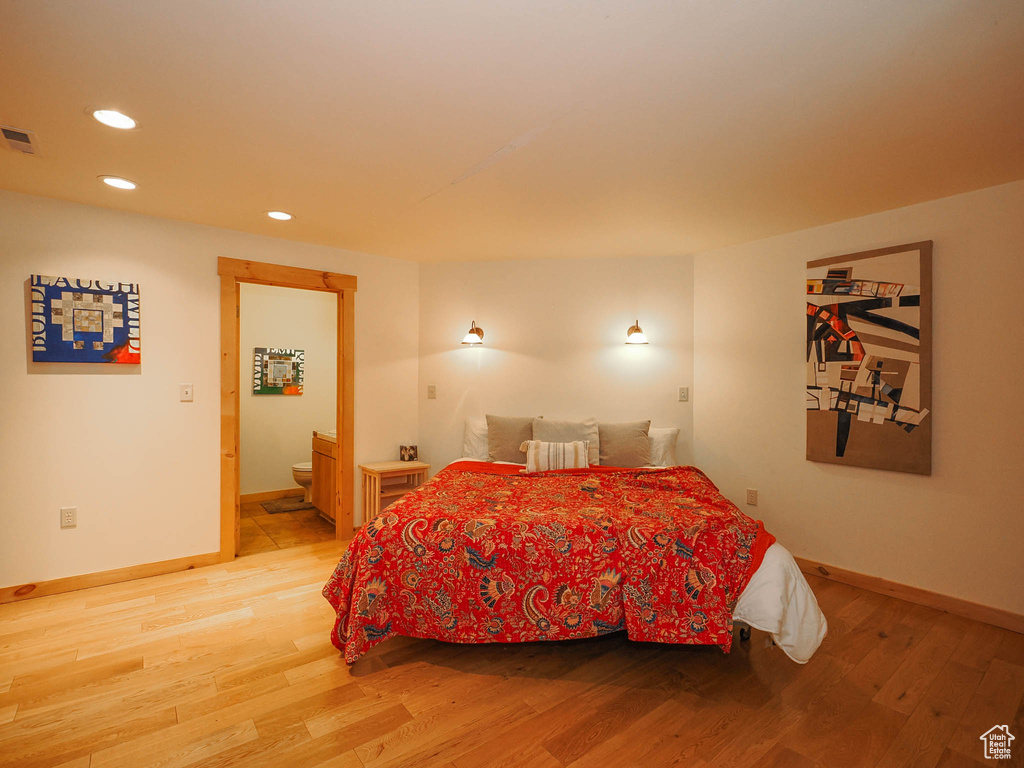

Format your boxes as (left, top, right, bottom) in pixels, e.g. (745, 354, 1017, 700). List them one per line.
(806, 241, 932, 474)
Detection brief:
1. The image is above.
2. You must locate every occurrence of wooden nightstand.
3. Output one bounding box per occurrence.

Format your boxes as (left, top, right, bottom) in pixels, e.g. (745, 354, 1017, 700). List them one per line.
(360, 461, 430, 522)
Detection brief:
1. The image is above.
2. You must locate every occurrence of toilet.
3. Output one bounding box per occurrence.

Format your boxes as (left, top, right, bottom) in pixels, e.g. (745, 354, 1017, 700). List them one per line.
(291, 461, 313, 503)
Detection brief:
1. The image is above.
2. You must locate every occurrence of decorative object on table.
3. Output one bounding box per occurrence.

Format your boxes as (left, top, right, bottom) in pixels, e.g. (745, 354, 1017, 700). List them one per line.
(29, 274, 141, 363)
(399, 445, 418, 461)
(806, 241, 932, 474)
(253, 347, 304, 395)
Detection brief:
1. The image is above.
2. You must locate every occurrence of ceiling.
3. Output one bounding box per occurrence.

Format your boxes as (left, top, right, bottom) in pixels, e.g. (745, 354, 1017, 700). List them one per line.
(2, 0, 1022, 262)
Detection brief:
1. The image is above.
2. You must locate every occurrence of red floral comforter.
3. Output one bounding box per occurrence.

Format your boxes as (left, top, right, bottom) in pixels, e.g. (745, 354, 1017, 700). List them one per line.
(323, 461, 774, 663)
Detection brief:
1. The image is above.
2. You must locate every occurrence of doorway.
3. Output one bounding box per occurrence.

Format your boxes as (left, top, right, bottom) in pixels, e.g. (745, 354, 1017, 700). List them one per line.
(217, 257, 356, 561)
(237, 283, 336, 555)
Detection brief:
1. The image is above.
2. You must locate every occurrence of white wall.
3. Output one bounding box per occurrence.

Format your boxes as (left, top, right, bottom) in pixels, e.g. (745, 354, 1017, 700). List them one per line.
(418, 255, 694, 471)
(239, 283, 337, 495)
(692, 179, 1024, 616)
(0, 190, 419, 588)
(5, 179, 1021, 619)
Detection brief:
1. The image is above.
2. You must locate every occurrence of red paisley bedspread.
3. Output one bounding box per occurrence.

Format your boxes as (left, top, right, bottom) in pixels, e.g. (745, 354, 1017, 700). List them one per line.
(323, 461, 774, 663)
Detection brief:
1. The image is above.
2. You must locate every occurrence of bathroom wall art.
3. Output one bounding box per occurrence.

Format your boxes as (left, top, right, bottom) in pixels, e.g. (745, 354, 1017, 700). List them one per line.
(30, 275, 141, 363)
(253, 347, 304, 395)
(806, 241, 932, 474)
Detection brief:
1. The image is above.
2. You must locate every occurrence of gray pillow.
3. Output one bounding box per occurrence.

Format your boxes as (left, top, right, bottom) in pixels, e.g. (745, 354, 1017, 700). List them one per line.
(532, 417, 599, 466)
(485, 415, 536, 464)
(599, 421, 652, 467)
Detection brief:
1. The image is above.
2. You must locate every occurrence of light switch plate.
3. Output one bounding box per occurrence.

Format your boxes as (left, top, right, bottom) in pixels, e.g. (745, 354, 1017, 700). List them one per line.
(180, 383, 194, 402)
(678, 386, 689, 402)
(427, 385, 437, 399)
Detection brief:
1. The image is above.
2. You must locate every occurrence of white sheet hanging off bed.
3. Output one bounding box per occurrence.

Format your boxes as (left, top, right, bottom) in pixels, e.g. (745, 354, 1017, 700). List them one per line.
(733, 543, 827, 663)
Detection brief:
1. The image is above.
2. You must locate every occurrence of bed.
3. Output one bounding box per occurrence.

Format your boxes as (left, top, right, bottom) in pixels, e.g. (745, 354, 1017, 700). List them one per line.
(323, 459, 827, 664)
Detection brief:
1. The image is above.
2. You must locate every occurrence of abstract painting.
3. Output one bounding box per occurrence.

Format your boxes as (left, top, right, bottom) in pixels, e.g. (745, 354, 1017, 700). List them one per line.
(806, 241, 932, 474)
(30, 275, 141, 363)
(253, 347, 304, 395)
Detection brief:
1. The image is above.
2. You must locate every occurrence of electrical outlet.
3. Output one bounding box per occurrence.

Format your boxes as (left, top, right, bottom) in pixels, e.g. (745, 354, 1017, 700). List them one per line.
(60, 506, 77, 529)
(678, 386, 689, 402)
(745, 489, 758, 506)
(179, 383, 194, 402)
(427, 385, 437, 399)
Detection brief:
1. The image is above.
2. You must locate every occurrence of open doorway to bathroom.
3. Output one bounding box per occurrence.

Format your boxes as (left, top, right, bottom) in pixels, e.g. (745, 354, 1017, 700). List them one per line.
(237, 283, 337, 556)
(217, 258, 356, 562)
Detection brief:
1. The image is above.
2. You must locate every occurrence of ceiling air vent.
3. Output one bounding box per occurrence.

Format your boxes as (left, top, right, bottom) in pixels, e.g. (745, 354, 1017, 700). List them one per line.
(2, 125, 38, 154)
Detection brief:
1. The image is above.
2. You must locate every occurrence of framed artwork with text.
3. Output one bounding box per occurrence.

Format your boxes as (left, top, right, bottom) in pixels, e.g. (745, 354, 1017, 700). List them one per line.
(30, 274, 141, 363)
(253, 347, 304, 395)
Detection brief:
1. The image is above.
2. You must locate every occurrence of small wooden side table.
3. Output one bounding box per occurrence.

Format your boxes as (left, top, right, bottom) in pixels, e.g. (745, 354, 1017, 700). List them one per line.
(360, 461, 430, 522)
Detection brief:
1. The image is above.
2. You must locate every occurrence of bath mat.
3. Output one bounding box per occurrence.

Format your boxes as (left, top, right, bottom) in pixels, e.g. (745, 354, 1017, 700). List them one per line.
(261, 497, 314, 514)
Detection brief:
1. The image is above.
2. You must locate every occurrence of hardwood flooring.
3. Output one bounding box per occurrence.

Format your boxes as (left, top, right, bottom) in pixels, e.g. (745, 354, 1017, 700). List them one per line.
(239, 499, 336, 556)
(0, 540, 1021, 768)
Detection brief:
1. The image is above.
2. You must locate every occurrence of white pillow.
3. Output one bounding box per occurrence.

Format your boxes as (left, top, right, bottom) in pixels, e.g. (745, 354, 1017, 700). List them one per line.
(519, 440, 590, 474)
(649, 427, 680, 466)
(462, 417, 488, 460)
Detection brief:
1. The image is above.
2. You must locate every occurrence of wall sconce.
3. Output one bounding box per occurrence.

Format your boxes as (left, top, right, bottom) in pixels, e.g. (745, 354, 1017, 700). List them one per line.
(461, 321, 484, 346)
(625, 319, 648, 345)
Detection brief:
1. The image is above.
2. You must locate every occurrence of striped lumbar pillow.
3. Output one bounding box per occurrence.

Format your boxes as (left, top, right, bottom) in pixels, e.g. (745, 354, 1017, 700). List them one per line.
(519, 440, 591, 473)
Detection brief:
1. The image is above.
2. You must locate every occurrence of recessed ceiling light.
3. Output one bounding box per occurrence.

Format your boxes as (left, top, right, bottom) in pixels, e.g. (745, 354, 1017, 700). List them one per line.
(99, 175, 138, 190)
(266, 211, 293, 221)
(91, 109, 137, 130)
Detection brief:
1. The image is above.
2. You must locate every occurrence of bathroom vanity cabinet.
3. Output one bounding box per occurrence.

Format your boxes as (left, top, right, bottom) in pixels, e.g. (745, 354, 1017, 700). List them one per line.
(311, 430, 337, 523)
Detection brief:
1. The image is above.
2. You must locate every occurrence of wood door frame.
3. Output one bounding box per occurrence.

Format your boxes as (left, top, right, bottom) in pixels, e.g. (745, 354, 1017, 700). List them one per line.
(218, 257, 356, 560)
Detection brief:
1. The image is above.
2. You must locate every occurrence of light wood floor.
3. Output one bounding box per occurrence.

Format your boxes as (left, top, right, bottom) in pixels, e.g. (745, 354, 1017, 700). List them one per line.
(239, 498, 336, 556)
(0, 540, 1021, 768)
